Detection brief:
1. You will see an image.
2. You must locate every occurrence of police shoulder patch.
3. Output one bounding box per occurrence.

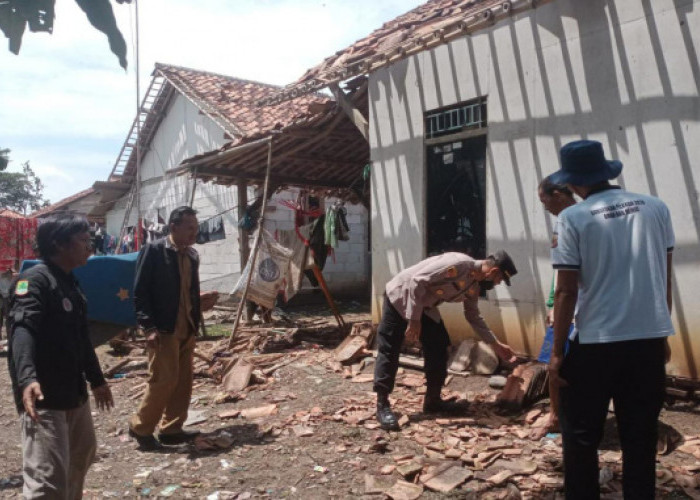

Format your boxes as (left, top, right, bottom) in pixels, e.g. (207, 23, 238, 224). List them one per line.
(551, 234, 559, 249)
(15, 280, 29, 296)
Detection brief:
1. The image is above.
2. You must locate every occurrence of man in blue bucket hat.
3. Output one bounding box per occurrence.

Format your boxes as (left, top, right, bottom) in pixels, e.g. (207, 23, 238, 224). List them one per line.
(548, 140, 674, 499)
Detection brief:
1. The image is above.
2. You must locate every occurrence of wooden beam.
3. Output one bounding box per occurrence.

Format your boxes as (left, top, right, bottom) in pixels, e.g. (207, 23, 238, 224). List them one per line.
(282, 155, 363, 167)
(329, 83, 369, 143)
(194, 166, 351, 190)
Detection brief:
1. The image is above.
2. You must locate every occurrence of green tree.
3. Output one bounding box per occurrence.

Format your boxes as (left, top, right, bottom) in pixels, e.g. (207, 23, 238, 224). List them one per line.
(0, 149, 50, 215)
(0, 0, 130, 68)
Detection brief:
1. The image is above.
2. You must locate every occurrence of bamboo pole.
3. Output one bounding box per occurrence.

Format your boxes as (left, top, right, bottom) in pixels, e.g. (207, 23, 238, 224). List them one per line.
(228, 136, 274, 348)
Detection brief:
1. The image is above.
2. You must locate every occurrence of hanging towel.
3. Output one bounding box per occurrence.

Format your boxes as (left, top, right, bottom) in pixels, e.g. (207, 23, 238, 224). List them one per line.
(324, 206, 337, 248)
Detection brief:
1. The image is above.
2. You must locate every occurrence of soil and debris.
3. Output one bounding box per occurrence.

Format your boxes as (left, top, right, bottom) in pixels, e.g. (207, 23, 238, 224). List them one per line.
(1, 300, 699, 499)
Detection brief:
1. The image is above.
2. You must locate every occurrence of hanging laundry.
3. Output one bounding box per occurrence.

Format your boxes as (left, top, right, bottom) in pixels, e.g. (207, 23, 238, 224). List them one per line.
(337, 205, 350, 241)
(209, 215, 225, 241)
(324, 206, 337, 248)
(196, 215, 226, 244)
(196, 220, 210, 244)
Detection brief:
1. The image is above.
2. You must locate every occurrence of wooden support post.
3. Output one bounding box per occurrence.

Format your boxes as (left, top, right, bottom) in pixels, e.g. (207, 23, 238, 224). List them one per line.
(237, 181, 252, 323)
(237, 182, 250, 267)
(228, 137, 274, 348)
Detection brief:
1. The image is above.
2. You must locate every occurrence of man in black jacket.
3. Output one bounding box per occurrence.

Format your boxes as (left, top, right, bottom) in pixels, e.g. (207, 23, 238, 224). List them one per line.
(129, 206, 203, 450)
(8, 214, 113, 498)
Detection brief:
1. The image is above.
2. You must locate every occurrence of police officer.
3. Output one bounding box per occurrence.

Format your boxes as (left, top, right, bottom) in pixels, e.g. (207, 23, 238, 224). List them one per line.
(374, 250, 518, 430)
(8, 214, 113, 499)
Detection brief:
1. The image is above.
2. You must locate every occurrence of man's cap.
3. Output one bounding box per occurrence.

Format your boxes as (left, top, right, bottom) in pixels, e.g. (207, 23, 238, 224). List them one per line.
(549, 140, 623, 187)
(490, 249, 517, 286)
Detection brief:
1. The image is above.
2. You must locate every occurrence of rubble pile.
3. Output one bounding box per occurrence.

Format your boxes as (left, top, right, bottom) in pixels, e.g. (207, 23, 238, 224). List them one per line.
(2, 304, 696, 498)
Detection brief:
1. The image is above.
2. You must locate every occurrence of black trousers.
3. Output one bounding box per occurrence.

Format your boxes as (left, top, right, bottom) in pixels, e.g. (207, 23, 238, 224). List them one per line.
(373, 295, 450, 394)
(559, 336, 666, 500)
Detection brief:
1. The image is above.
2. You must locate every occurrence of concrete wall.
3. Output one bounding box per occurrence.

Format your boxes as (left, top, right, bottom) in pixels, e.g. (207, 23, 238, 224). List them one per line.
(105, 94, 369, 295)
(369, 0, 700, 378)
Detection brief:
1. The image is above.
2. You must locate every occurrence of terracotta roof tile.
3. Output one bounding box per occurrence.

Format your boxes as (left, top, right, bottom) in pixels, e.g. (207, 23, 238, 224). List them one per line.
(0, 208, 26, 219)
(155, 63, 331, 139)
(30, 187, 96, 218)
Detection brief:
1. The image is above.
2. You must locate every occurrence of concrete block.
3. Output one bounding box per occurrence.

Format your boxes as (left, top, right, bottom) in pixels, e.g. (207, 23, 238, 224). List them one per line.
(344, 261, 366, 274)
(348, 222, 365, 234)
(340, 253, 361, 264)
(335, 241, 351, 253)
(275, 221, 295, 231)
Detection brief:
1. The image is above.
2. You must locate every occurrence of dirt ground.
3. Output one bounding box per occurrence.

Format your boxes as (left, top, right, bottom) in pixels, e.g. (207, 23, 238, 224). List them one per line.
(1, 300, 699, 499)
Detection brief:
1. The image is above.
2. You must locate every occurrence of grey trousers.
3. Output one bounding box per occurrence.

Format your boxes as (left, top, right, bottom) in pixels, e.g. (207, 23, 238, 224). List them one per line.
(21, 401, 96, 500)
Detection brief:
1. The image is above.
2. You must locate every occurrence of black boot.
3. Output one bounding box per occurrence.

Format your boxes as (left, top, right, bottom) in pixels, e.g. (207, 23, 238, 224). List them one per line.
(376, 392, 400, 431)
(422, 385, 470, 414)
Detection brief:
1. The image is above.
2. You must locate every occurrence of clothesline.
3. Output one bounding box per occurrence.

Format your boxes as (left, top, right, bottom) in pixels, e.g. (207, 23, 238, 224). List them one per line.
(195, 195, 262, 226)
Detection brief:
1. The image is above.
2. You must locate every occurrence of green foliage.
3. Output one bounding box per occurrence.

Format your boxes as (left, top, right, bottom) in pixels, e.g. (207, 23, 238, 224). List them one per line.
(0, 0, 129, 68)
(0, 149, 50, 215)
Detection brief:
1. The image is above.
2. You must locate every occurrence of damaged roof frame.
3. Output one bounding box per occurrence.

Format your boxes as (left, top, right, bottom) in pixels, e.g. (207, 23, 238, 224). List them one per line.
(259, 0, 554, 107)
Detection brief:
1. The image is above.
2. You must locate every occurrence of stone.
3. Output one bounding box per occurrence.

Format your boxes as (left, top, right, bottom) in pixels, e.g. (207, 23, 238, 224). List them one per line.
(448, 339, 476, 372)
(489, 375, 508, 389)
(469, 342, 499, 375)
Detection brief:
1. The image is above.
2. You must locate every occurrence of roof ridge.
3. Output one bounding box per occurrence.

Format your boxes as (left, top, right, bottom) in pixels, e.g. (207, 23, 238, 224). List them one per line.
(154, 62, 284, 91)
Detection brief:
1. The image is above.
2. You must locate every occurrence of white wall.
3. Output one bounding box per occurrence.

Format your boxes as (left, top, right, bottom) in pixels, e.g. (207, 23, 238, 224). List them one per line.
(105, 94, 370, 295)
(370, 0, 700, 378)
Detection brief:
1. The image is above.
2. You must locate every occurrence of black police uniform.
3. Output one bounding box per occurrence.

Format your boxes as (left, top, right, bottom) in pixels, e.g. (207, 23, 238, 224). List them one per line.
(7, 261, 105, 412)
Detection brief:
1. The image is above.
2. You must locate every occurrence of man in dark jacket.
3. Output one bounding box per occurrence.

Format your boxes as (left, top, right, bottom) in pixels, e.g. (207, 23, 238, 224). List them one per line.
(8, 214, 113, 498)
(129, 206, 203, 450)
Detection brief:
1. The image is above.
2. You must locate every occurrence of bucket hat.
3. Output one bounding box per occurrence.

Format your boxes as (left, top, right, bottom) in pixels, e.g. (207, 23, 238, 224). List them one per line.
(549, 140, 622, 186)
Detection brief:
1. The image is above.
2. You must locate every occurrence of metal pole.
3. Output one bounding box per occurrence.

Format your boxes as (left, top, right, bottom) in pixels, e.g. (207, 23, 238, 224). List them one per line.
(189, 166, 198, 206)
(227, 136, 274, 348)
(134, 0, 142, 250)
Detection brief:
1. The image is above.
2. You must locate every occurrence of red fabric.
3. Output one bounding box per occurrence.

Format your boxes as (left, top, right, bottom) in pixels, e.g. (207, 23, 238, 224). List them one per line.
(0, 216, 37, 270)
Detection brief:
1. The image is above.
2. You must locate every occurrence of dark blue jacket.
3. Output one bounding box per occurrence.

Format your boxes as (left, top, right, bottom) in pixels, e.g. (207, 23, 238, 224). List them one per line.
(133, 237, 201, 334)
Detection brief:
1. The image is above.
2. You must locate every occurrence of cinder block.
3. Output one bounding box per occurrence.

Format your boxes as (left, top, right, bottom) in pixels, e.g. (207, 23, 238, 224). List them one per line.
(335, 241, 351, 253)
(343, 261, 366, 274)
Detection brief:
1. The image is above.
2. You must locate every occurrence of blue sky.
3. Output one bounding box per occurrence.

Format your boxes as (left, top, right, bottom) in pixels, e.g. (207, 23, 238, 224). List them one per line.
(0, 0, 424, 205)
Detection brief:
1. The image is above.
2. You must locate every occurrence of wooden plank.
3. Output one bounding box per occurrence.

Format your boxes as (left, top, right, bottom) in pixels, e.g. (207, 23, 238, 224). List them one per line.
(222, 358, 254, 392)
(335, 335, 367, 363)
(329, 83, 369, 142)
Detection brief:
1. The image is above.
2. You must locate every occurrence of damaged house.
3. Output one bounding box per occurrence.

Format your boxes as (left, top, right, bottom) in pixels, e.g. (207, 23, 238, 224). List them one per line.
(96, 63, 371, 298)
(265, 0, 700, 379)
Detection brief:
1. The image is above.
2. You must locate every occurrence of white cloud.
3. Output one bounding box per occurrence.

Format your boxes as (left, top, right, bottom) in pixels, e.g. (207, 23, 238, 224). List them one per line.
(1, 0, 424, 204)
